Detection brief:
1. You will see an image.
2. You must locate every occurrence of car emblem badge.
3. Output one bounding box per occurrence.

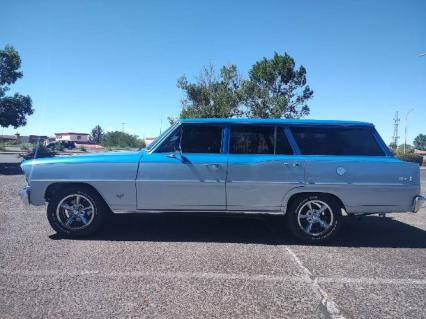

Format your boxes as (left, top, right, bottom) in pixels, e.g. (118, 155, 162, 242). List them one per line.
(116, 194, 124, 199)
(336, 167, 346, 176)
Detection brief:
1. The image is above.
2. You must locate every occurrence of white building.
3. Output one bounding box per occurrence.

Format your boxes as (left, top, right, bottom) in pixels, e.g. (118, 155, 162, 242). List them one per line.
(145, 137, 156, 146)
(55, 132, 90, 143)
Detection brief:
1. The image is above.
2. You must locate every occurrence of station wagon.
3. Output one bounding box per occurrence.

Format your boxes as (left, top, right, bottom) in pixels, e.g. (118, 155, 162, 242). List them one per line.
(19, 119, 425, 243)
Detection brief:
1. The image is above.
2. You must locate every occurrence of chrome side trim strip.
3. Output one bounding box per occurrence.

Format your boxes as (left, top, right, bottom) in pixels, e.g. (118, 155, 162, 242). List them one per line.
(114, 209, 284, 215)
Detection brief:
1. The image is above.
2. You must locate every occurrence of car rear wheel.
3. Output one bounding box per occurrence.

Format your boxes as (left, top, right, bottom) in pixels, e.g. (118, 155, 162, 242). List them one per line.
(47, 186, 106, 237)
(286, 194, 342, 243)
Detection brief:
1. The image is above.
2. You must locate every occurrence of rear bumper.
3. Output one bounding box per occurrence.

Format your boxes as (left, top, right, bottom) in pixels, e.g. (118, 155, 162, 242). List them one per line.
(412, 195, 425, 213)
(18, 185, 31, 206)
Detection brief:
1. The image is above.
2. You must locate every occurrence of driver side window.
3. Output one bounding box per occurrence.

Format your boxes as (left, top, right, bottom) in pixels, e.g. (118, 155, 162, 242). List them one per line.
(155, 127, 181, 153)
(155, 124, 223, 153)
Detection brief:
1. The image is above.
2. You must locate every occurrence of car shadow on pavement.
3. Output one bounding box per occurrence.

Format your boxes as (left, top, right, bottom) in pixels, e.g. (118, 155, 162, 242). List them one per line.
(50, 213, 426, 248)
(0, 162, 23, 175)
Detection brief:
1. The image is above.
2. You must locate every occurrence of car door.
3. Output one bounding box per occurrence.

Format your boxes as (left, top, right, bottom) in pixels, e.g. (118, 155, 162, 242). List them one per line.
(226, 125, 305, 211)
(136, 124, 227, 211)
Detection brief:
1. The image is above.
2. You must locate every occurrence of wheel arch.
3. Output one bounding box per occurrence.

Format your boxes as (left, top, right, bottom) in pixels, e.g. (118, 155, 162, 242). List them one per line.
(44, 182, 112, 212)
(282, 189, 347, 215)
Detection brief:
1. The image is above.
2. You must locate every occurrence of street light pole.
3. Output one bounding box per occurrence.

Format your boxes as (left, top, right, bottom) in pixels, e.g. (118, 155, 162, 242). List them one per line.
(404, 109, 414, 154)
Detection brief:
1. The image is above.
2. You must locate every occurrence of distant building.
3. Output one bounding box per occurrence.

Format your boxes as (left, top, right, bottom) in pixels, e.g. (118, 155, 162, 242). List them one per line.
(414, 149, 426, 161)
(55, 132, 90, 143)
(145, 137, 156, 146)
(0, 135, 18, 142)
(28, 135, 48, 144)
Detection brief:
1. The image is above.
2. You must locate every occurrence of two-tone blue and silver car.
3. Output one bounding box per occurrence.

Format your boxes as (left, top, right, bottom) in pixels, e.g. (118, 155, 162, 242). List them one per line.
(19, 119, 425, 243)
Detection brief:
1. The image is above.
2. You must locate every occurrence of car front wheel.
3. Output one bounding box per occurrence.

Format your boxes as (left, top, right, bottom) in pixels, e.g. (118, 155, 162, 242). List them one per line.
(286, 194, 342, 244)
(47, 186, 106, 237)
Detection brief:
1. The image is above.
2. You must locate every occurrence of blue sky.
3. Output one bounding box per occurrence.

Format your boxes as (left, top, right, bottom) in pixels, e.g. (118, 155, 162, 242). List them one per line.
(1, 0, 425, 144)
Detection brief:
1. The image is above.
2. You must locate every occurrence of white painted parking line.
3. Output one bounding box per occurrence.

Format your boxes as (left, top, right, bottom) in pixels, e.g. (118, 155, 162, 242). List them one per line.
(317, 277, 426, 285)
(2, 269, 424, 287)
(2, 269, 425, 286)
(284, 246, 345, 319)
(0, 269, 310, 283)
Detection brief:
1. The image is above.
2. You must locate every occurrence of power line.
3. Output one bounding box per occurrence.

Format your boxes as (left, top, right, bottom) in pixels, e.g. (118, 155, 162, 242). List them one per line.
(392, 111, 400, 146)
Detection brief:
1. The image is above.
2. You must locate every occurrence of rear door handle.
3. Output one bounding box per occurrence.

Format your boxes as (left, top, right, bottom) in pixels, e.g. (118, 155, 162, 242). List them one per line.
(283, 162, 301, 167)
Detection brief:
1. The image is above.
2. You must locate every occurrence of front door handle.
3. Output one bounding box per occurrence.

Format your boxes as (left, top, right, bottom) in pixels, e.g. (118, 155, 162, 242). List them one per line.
(204, 163, 221, 170)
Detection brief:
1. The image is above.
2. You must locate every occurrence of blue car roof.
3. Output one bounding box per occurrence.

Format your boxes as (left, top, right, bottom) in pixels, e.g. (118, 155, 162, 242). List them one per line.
(180, 118, 373, 126)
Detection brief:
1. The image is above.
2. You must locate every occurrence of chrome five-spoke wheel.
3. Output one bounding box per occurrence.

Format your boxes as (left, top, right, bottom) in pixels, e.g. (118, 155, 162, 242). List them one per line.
(297, 200, 334, 237)
(56, 194, 95, 230)
(47, 186, 106, 237)
(287, 194, 342, 243)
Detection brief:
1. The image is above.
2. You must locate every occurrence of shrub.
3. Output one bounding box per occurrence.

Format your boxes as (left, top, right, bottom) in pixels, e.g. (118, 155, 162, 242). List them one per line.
(101, 131, 141, 149)
(79, 146, 87, 152)
(54, 143, 65, 152)
(396, 154, 423, 166)
(21, 145, 56, 160)
(21, 143, 32, 151)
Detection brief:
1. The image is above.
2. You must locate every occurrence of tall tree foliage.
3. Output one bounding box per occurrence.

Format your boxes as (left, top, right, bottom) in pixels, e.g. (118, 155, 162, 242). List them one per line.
(0, 45, 34, 128)
(177, 64, 242, 119)
(413, 134, 426, 151)
(241, 52, 313, 118)
(90, 125, 104, 144)
(175, 52, 313, 120)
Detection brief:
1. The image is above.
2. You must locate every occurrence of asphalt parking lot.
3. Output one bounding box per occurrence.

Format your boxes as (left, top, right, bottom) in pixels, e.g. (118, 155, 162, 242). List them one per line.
(1, 154, 425, 318)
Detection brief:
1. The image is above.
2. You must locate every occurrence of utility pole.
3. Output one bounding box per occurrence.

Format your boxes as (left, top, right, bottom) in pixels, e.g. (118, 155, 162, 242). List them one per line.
(121, 122, 126, 132)
(392, 111, 400, 148)
(404, 109, 414, 154)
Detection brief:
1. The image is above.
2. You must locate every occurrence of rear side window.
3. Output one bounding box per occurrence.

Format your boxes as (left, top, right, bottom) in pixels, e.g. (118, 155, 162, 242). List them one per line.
(230, 126, 274, 154)
(276, 127, 293, 155)
(230, 125, 293, 155)
(290, 126, 385, 156)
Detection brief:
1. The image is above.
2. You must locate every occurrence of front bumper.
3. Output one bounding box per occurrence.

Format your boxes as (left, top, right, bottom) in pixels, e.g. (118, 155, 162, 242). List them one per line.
(18, 185, 31, 206)
(412, 195, 425, 213)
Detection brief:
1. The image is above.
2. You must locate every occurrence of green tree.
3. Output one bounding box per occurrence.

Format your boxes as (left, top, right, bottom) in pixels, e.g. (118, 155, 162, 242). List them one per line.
(388, 142, 397, 153)
(396, 143, 414, 155)
(0, 45, 34, 128)
(90, 125, 104, 144)
(413, 134, 426, 150)
(176, 64, 242, 120)
(241, 52, 313, 118)
(101, 131, 144, 149)
(175, 52, 313, 120)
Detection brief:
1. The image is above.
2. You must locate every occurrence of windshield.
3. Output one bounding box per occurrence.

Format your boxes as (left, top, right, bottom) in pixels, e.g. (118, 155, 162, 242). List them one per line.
(145, 122, 179, 151)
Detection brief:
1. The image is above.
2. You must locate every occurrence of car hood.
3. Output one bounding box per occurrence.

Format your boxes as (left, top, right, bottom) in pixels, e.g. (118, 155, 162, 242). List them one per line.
(21, 150, 144, 168)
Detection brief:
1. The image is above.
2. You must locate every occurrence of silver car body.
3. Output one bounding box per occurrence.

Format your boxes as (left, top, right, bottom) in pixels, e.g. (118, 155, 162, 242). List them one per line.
(20, 119, 424, 214)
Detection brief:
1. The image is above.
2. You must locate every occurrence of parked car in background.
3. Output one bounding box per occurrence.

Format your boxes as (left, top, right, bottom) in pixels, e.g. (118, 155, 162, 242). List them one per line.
(19, 119, 425, 243)
(20, 145, 56, 160)
(46, 141, 76, 150)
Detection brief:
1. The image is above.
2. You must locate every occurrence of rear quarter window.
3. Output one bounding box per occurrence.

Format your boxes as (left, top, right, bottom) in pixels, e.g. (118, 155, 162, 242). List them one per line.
(290, 126, 385, 156)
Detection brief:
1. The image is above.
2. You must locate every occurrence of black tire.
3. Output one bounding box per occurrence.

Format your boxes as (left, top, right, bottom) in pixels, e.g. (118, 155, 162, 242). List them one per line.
(286, 193, 342, 244)
(47, 185, 107, 237)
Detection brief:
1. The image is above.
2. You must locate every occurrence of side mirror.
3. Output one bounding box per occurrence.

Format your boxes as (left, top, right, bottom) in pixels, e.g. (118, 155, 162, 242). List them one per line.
(167, 149, 180, 159)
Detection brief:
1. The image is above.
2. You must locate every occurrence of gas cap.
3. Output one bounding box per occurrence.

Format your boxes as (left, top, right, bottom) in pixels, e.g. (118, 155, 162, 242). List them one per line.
(336, 167, 346, 176)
